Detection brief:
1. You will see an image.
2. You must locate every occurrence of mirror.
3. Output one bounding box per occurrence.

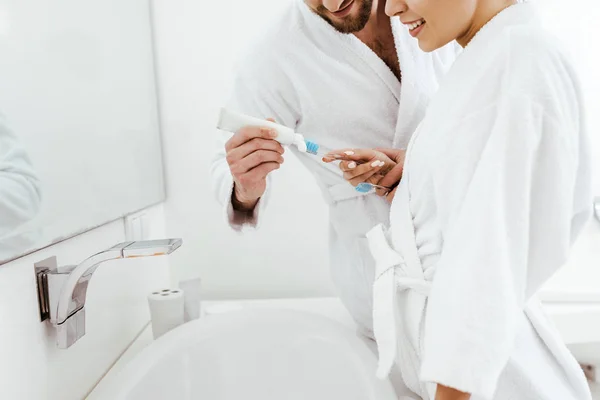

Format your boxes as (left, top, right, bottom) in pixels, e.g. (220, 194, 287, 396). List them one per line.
(0, 0, 165, 263)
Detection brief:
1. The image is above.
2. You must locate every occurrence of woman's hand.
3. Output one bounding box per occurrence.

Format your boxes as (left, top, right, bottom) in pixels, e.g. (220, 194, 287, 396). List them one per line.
(322, 148, 406, 202)
(435, 385, 471, 400)
(322, 148, 395, 187)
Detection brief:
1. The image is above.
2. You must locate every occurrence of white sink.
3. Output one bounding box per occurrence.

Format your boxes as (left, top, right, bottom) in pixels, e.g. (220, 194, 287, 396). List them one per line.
(89, 305, 398, 400)
(88, 297, 600, 400)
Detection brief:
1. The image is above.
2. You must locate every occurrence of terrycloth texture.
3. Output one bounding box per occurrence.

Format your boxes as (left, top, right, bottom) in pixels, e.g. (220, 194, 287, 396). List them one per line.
(210, 0, 456, 336)
(367, 183, 432, 399)
(375, 3, 592, 400)
(0, 114, 41, 240)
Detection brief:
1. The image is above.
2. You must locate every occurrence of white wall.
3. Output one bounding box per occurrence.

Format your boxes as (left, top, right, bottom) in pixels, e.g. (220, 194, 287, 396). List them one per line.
(537, 0, 600, 297)
(152, 0, 335, 299)
(0, 205, 170, 400)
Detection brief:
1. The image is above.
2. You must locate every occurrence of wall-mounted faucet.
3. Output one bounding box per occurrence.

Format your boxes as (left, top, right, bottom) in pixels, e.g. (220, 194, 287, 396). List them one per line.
(34, 239, 182, 349)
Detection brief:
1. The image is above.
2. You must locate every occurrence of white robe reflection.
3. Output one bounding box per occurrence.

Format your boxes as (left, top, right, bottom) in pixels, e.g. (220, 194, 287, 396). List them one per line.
(0, 114, 41, 260)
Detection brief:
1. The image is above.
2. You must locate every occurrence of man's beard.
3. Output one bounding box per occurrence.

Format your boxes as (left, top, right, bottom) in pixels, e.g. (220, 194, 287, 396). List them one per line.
(315, 0, 373, 34)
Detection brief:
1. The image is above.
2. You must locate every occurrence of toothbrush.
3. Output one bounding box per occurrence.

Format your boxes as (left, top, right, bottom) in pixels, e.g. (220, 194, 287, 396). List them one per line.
(217, 109, 391, 194)
(355, 182, 394, 194)
(217, 108, 336, 157)
(304, 140, 337, 157)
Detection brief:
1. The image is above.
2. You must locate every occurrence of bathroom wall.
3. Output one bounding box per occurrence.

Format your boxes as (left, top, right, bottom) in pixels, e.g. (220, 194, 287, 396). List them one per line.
(0, 205, 171, 400)
(534, 0, 600, 298)
(152, 0, 335, 299)
(544, 222, 600, 297)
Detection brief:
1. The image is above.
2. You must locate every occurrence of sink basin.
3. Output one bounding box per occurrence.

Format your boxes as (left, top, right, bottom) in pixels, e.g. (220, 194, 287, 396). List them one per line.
(90, 296, 600, 399)
(92, 308, 398, 400)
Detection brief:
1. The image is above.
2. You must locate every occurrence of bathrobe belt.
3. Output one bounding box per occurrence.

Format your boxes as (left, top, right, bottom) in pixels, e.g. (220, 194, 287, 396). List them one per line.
(365, 185, 436, 399)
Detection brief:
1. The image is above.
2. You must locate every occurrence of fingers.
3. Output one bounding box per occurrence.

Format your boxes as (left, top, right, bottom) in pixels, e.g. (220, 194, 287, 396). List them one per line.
(226, 137, 284, 163)
(225, 122, 285, 182)
(339, 158, 386, 174)
(225, 118, 282, 203)
(229, 149, 284, 176)
(322, 148, 379, 163)
(341, 160, 387, 186)
(225, 124, 278, 151)
(367, 173, 384, 185)
(321, 147, 402, 194)
(345, 168, 384, 187)
(246, 162, 281, 182)
(375, 186, 389, 197)
(234, 162, 281, 195)
(385, 186, 398, 203)
(378, 162, 404, 189)
(374, 147, 406, 162)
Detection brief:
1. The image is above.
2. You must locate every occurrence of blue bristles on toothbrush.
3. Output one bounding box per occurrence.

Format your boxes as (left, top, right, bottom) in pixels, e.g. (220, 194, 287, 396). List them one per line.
(305, 140, 320, 155)
(355, 182, 392, 194)
(355, 182, 376, 193)
(304, 139, 336, 157)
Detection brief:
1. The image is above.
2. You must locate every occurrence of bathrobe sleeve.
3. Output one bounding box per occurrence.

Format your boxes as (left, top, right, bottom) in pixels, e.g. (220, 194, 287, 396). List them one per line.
(0, 115, 41, 239)
(419, 94, 590, 399)
(209, 55, 299, 232)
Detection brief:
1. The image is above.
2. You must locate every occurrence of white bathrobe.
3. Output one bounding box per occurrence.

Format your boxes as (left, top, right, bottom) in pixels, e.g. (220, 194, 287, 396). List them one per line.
(367, 3, 593, 400)
(0, 114, 41, 241)
(211, 0, 456, 337)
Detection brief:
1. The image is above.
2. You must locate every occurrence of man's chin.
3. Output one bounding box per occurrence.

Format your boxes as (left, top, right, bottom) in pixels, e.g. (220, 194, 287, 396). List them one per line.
(328, 16, 368, 34)
(314, 0, 372, 34)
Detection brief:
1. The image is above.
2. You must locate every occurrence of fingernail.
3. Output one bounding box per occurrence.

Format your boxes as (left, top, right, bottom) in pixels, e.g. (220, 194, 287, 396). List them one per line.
(378, 160, 385, 167)
(371, 160, 382, 167)
(348, 162, 357, 169)
(344, 151, 355, 156)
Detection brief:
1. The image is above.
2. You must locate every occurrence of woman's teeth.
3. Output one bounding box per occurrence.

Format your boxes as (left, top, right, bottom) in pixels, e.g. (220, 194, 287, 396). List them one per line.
(409, 19, 425, 31)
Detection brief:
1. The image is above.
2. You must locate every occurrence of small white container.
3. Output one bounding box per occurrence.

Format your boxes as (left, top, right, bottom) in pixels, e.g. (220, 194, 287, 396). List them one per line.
(148, 289, 184, 339)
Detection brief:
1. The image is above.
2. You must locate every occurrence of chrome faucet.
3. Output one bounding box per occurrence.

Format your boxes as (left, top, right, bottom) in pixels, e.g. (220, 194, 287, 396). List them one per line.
(34, 239, 182, 349)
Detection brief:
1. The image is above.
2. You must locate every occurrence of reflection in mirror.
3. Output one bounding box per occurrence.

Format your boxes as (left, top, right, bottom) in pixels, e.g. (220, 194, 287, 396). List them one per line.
(0, 0, 165, 264)
(0, 114, 42, 260)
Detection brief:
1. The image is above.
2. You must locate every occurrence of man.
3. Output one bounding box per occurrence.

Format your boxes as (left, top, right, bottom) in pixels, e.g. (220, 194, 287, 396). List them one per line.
(211, 0, 455, 382)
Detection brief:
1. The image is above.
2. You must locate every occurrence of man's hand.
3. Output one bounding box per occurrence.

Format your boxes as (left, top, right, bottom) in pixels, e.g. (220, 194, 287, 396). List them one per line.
(225, 118, 284, 212)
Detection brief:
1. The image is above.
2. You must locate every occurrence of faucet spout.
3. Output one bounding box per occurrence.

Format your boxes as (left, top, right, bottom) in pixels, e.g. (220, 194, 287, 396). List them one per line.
(35, 239, 182, 348)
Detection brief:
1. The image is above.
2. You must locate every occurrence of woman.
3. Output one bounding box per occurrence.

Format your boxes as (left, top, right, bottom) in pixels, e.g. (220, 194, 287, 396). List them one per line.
(325, 0, 593, 399)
